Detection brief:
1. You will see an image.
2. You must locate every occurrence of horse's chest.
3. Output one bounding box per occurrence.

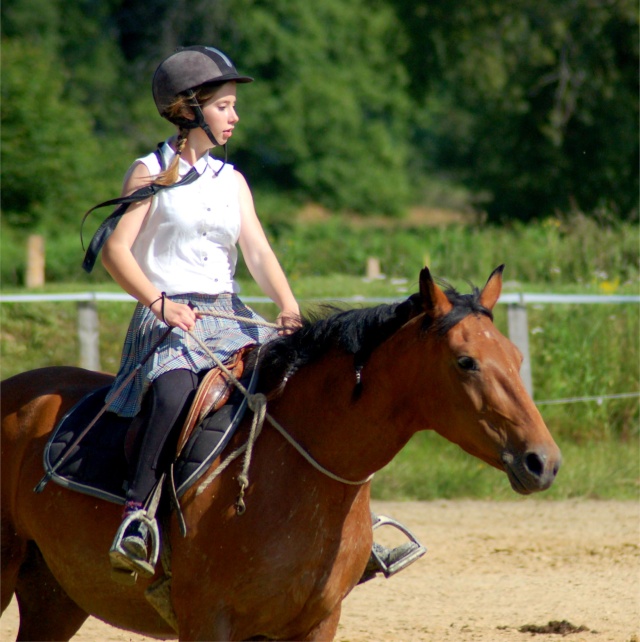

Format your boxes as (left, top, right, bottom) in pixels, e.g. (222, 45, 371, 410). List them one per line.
(179, 523, 366, 638)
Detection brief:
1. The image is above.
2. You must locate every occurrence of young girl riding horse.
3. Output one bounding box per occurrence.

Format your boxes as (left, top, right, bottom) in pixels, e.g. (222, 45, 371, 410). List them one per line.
(96, 45, 422, 582)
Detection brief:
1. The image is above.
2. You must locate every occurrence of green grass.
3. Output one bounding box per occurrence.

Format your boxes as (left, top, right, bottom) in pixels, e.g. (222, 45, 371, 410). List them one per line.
(526, 303, 639, 442)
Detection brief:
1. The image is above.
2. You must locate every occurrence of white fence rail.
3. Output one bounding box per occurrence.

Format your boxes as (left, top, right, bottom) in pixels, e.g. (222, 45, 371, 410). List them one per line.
(2, 292, 639, 403)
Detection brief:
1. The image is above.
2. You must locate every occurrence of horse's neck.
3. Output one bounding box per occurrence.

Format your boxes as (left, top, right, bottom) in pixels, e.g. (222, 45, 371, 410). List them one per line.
(267, 334, 429, 481)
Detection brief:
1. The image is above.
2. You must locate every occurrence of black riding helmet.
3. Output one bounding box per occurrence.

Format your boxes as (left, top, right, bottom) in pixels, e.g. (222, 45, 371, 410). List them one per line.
(152, 46, 253, 146)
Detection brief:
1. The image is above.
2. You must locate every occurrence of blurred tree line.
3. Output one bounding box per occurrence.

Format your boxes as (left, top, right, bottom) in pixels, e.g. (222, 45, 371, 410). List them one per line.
(2, 0, 637, 236)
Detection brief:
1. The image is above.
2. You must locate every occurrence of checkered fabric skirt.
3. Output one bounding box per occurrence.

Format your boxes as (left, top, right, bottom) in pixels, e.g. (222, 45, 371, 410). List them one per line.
(105, 293, 277, 417)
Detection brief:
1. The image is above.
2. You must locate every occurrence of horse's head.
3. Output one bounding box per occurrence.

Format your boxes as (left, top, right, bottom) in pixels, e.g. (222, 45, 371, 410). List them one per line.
(408, 265, 561, 494)
(258, 265, 560, 493)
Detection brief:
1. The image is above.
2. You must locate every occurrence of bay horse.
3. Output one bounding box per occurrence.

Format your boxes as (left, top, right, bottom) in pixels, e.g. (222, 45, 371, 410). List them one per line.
(1, 266, 561, 641)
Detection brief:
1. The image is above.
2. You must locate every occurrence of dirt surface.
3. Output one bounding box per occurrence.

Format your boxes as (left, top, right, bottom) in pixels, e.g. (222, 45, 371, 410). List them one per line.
(2, 499, 638, 642)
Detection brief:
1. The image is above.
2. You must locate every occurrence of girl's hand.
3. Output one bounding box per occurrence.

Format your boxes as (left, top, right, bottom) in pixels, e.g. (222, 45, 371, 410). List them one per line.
(150, 298, 198, 331)
(276, 309, 302, 335)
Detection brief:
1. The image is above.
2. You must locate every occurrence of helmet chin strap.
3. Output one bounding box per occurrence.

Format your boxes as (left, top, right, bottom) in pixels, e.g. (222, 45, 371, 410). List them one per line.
(181, 90, 227, 175)
(185, 90, 222, 147)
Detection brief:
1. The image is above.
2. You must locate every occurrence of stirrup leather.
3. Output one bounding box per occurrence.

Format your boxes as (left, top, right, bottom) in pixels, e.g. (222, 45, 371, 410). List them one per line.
(370, 515, 426, 577)
(109, 509, 160, 578)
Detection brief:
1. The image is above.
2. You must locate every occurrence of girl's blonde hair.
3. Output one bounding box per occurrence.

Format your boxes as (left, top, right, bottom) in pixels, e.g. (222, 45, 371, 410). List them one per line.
(154, 83, 224, 186)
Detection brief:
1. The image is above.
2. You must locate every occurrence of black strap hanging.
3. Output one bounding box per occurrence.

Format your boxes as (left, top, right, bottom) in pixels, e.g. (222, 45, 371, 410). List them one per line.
(81, 146, 200, 273)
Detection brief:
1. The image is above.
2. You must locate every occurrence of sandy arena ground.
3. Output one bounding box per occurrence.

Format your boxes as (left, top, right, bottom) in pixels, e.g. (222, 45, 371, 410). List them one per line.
(2, 499, 638, 642)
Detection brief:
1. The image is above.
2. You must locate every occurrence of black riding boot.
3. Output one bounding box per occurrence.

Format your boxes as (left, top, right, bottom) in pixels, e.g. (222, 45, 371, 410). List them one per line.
(110, 369, 199, 581)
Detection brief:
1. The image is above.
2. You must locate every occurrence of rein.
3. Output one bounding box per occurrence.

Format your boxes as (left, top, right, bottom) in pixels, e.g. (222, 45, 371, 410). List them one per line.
(188, 311, 373, 512)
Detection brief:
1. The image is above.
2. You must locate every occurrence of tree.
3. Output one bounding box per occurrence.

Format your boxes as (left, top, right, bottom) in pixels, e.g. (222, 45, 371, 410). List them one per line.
(105, 0, 415, 214)
(222, 0, 412, 214)
(2, 0, 637, 225)
(1, 39, 104, 229)
(393, 0, 639, 220)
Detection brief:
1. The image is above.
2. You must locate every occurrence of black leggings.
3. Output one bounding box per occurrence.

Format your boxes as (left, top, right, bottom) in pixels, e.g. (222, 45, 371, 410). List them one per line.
(126, 369, 200, 505)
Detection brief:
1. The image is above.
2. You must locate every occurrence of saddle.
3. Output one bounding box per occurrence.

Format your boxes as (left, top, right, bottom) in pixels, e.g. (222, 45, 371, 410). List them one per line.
(42, 348, 258, 504)
(176, 347, 247, 455)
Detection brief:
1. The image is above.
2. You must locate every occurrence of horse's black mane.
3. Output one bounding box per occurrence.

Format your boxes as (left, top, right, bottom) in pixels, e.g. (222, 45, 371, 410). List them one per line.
(254, 280, 492, 394)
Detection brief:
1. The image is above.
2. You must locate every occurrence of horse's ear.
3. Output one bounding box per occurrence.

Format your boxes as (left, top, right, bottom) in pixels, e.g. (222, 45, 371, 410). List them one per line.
(479, 264, 505, 311)
(419, 266, 453, 317)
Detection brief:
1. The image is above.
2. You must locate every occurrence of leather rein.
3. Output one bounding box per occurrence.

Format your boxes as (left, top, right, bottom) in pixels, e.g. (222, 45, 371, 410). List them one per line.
(187, 311, 373, 514)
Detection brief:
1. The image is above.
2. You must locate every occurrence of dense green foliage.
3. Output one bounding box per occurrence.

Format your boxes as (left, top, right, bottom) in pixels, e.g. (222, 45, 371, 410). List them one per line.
(261, 212, 639, 286)
(396, 0, 639, 220)
(2, 206, 637, 289)
(229, 1, 413, 214)
(1, 0, 637, 247)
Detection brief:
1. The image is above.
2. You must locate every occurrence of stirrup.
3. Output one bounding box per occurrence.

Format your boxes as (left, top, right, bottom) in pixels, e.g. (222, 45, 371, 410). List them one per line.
(109, 509, 160, 580)
(369, 514, 427, 578)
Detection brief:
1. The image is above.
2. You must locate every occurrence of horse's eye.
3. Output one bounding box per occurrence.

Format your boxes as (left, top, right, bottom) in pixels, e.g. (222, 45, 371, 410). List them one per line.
(457, 356, 478, 371)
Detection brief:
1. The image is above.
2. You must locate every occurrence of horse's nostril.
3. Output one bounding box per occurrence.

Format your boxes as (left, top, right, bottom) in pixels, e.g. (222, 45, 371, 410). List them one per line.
(524, 452, 544, 478)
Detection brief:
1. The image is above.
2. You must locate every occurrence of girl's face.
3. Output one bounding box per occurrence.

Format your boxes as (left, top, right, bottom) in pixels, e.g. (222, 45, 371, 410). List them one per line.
(199, 82, 239, 146)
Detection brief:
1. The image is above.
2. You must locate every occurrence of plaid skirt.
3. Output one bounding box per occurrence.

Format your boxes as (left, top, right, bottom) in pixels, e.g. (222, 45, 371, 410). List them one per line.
(105, 293, 277, 417)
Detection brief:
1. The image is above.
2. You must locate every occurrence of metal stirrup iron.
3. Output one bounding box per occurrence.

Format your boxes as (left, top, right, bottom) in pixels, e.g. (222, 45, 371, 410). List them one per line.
(369, 515, 427, 578)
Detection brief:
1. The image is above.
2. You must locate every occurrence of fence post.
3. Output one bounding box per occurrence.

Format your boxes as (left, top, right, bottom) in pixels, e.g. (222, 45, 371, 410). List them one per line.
(366, 257, 382, 280)
(77, 301, 101, 371)
(26, 235, 45, 288)
(507, 299, 533, 398)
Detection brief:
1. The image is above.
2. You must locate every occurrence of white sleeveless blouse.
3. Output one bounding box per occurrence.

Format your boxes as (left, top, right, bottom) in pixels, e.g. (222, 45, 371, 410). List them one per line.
(131, 140, 241, 296)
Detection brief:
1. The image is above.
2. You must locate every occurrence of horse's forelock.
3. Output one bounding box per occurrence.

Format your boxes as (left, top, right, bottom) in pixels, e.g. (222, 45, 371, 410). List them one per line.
(426, 284, 494, 336)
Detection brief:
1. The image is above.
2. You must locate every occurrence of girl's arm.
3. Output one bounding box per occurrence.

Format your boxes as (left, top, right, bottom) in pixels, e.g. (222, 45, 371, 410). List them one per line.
(101, 162, 197, 331)
(236, 171, 300, 329)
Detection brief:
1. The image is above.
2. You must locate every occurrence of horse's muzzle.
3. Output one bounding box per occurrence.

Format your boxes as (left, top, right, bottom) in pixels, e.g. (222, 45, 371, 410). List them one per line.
(501, 447, 562, 494)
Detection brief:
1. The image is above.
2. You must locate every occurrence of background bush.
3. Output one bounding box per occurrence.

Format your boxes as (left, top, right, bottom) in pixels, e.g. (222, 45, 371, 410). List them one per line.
(4, 209, 636, 288)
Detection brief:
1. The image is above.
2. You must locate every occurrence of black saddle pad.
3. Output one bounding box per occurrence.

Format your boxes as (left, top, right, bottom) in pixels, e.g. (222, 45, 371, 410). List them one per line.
(43, 367, 257, 504)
